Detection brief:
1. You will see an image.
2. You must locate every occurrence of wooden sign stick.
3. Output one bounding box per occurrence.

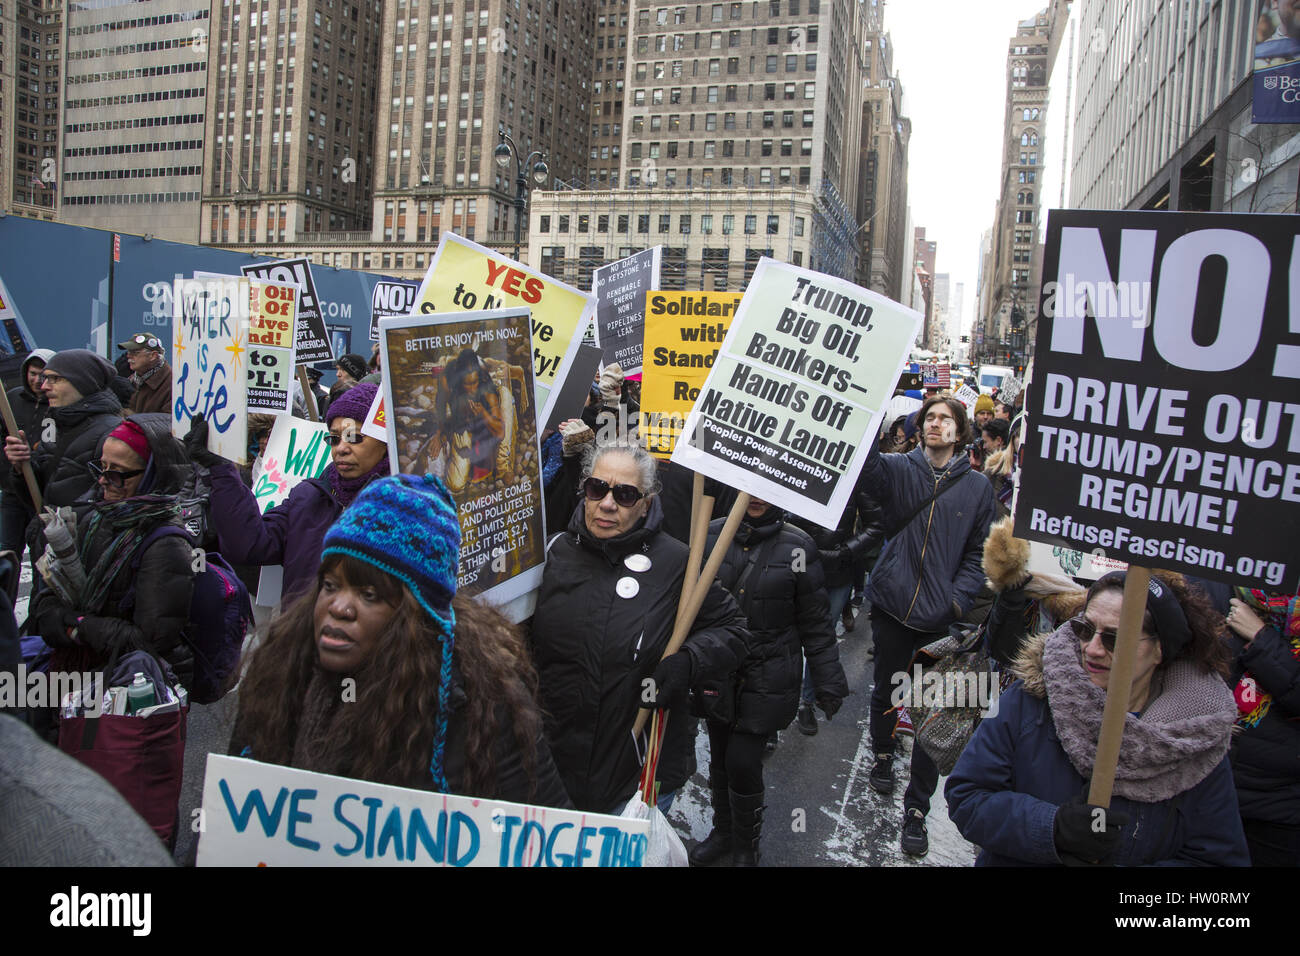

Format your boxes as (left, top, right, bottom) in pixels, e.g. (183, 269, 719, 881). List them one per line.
(297, 366, 321, 422)
(0, 386, 43, 512)
(633, 490, 750, 737)
(1086, 565, 1151, 808)
(672, 471, 710, 635)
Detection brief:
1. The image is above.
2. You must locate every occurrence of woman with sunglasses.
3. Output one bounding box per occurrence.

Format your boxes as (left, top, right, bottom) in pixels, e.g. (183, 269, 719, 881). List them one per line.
(185, 382, 390, 606)
(946, 571, 1248, 866)
(29, 414, 198, 690)
(529, 439, 748, 814)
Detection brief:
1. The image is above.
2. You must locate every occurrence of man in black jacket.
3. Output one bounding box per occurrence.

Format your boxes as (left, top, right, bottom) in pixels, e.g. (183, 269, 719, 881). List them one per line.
(0, 349, 54, 566)
(2, 349, 123, 539)
(857, 394, 995, 857)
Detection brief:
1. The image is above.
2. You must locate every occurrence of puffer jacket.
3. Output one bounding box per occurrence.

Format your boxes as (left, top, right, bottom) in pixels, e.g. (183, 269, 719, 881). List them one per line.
(0, 350, 53, 492)
(945, 631, 1249, 866)
(859, 442, 995, 634)
(530, 496, 749, 813)
(16, 388, 122, 515)
(1227, 624, 1300, 826)
(707, 512, 848, 734)
(30, 413, 196, 685)
(207, 459, 340, 606)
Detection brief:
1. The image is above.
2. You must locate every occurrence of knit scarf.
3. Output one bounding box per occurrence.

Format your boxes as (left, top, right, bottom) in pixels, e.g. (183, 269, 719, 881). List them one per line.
(77, 495, 180, 614)
(1039, 627, 1236, 803)
(326, 455, 391, 508)
(1231, 587, 1300, 728)
(131, 362, 164, 388)
(290, 667, 351, 776)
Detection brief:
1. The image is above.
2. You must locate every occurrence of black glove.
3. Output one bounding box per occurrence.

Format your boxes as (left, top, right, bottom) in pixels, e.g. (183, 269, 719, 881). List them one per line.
(183, 414, 225, 468)
(819, 546, 845, 568)
(816, 693, 842, 721)
(1053, 793, 1129, 866)
(74, 614, 121, 655)
(35, 597, 80, 649)
(648, 652, 693, 711)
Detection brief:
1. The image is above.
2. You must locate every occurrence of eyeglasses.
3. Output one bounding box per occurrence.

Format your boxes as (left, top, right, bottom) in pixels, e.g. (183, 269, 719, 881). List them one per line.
(583, 476, 645, 507)
(323, 432, 366, 447)
(1065, 615, 1154, 653)
(39, 372, 65, 386)
(88, 460, 146, 489)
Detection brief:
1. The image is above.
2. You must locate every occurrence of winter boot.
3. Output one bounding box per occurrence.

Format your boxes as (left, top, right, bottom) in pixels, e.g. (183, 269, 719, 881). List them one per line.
(688, 777, 733, 867)
(730, 789, 766, 867)
(868, 752, 896, 794)
(796, 701, 818, 735)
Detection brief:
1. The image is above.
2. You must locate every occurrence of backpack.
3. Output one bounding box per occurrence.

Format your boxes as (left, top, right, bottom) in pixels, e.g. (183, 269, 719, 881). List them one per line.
(123, 524, 254, 705)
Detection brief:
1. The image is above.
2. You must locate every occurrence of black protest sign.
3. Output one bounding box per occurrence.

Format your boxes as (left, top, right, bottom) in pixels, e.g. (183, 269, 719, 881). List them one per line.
(241, 257, 333, 364)
(1014, 209, 1300, 592)
(593, 246, 661, 373)
(370, 278, 420, 340)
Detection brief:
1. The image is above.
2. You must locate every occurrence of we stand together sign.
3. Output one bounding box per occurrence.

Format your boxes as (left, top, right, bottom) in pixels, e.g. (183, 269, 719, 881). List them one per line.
(1015, 209, 1300, 592)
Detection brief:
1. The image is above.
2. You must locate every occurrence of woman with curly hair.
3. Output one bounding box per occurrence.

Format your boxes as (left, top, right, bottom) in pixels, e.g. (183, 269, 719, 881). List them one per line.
(946, 570, 1248, 866)
(229, 474, 570, 804)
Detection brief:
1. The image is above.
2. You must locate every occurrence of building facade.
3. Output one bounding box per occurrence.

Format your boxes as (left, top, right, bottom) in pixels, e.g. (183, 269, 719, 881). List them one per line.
(3, 0, 60, 221)
(59, 0, 210, 241)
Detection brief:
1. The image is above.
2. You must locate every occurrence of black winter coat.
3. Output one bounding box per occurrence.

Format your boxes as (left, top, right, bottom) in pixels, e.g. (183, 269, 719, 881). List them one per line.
(1227, 625, 1300, 825)
(530, 496, 749, 813)
(19, 388, 122, 515)
(859, 443, 995, 634)
(30, 413, 196, 685)
(0, 355, 49, 494)
(788, 481, 885, 589)
(707, 514, 848, 734)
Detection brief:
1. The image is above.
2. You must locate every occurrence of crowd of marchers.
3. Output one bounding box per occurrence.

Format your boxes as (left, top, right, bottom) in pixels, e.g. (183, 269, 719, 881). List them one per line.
(0, 339, 1295, 868)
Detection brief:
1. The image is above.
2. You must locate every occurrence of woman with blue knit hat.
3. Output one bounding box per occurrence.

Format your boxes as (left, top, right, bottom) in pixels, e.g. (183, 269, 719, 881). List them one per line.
(229, 474, 571, 804)
(186, 381, 391, 606)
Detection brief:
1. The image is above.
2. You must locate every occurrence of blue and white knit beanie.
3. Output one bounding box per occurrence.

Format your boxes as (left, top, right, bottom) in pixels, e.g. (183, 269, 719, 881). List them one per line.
(320, 473, 462, 791)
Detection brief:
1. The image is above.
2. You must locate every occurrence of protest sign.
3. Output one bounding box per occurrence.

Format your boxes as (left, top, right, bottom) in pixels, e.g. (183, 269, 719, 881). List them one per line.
(171, 276, 248, 463)
(380, 307, 545, 607)
(999, 372, 1023, 403)
(328, 323, 352, 363)
(920, 361, 951, 388)
(953, 383, 981, 412)
(411, 234, 595, 431)
(360, 385, 387, 442)
(671, 259, 922, 527)
(640, 290, 742, 458)
(194, 273, 298, 415)
(593, 246, 661, 374)
(542, 344, 602, 435)
(197, 754, 648, 867)
(370, 278, 420, 340)
(896, 370, 923, 392)
(253, 415, 330, 513)
(241, 257, 333, 364)
(1013, 209, 1300, 592)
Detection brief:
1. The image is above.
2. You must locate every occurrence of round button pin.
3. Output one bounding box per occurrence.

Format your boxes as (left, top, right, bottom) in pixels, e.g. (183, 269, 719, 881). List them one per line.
(616, 576, 640, 599)
(624, 554, 652, 573)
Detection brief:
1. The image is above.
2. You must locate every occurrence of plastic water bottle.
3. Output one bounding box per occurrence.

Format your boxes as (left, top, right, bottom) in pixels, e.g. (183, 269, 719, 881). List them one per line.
(126, 673, 157, 715)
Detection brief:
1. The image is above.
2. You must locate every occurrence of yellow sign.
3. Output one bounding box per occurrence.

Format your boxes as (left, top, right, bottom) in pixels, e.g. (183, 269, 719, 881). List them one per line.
(639, 290, 742, 458)
(411, 234, 596, 426)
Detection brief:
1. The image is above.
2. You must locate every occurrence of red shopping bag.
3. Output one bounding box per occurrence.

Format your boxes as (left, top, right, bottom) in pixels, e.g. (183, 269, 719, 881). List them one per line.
(59, 708, 188, 848)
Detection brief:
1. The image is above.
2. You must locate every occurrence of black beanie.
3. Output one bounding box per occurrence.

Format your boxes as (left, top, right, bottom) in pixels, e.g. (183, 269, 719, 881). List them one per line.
(337, 353, 369, 381)
(44, 349, 116, 398)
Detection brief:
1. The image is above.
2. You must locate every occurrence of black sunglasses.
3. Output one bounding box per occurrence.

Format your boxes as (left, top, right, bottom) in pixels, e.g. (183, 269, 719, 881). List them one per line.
(583, 476, 645, 507)
(323, 432, 366, 447)
(1065, 615, 1153, 652)
(88, 460, 146, 489)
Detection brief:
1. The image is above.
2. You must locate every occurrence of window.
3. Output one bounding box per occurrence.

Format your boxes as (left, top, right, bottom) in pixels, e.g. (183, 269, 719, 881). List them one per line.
(744, 214, 757, 234)
(794, 217, 805, 237)
(638, 214, 650, 233)
(767, 215, 779, 234)
(558, 215, 569, 232)
(680, 215, 691, 234)
(659, 214, 671, 233)
(701, 214, 713, 233)
(539, 215, 551, 232)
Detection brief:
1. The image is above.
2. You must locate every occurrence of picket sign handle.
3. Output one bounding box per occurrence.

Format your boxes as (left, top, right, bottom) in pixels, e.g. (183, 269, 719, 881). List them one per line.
(0, 386, 44, 512)
(672, 472, 709, 636)
(297, 366, 320, 422)
(1087, 565, 1151, 809)
(632, 490, 751, 737)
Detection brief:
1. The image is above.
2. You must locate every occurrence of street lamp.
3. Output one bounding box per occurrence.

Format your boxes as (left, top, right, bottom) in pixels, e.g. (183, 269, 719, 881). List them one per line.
(495, 134, 549, 263)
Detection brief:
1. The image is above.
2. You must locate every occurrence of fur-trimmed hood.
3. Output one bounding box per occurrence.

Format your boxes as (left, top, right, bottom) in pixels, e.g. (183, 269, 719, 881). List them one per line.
(1009, 626, 1237, 802)
(982, 516, 1085, 622)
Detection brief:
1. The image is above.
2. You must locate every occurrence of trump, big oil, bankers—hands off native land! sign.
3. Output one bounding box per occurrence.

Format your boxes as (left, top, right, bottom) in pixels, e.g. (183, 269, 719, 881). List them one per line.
(671, 259, 922, 527)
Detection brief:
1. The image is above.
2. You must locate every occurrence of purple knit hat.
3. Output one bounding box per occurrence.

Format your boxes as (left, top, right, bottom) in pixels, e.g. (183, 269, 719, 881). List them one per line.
(326, 381, 378, 425)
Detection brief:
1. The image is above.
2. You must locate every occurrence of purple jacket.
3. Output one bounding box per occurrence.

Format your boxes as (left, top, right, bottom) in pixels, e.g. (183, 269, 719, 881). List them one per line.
(208, 460, 340, 605)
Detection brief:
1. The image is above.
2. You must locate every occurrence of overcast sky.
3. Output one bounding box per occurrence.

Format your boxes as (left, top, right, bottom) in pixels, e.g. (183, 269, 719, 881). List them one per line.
(882, 0, 1057, 332)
